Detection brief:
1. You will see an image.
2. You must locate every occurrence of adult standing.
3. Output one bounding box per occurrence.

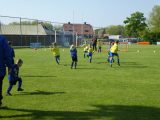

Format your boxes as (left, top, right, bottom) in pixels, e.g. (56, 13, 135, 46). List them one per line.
(8, 41, 15, 64)
(92, 37, 97, 51)
(0, 35, 12, 106)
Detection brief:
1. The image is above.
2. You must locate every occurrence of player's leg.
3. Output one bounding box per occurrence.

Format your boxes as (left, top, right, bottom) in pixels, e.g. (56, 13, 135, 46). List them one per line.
(74, 57, 77, 69)
(6, 80, 14, 96)
(117, 54, 120, 66)
(71, 57, 74, 69)
(109, 52, 113, 67)
(55, 56, 59, 64)
(17, 78, 23, 91)
(57, 55, 60, 63)
(0, 76, 4, 105)
(89, 54, 92, 63)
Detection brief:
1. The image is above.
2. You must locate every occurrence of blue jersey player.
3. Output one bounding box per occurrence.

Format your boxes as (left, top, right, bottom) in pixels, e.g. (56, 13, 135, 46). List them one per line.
(6, 59, 23, 96)
(70, 45, 78, 69)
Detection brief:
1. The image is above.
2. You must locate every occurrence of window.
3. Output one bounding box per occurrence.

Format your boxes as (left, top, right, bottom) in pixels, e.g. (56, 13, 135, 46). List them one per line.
(84, 30, 89, 32)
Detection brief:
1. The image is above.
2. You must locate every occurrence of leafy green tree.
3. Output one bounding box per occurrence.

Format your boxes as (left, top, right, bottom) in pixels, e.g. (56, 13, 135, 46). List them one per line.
(9, 21, 54, 30)
(148, 5, 160, 33)
(124, 11, 147, 38)
(52, 25, 63, 31)
(105, 25, 125, 36)
(97, 29, 105, 38)
(148, 5, 160, 42)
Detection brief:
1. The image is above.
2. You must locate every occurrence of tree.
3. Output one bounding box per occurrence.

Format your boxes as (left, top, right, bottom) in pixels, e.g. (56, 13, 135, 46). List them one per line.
(105, 25, 125, 36)
(97, 29, 105, 38)
(52, 25, 63, 31)
(148, 5, 160, 33)
(9, 21, 54, 30)
(124, 11, 147, 38)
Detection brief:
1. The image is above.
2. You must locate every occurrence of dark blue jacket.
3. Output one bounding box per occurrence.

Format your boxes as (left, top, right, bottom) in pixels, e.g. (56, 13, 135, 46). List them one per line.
(70, 48, 77, 58)
(8, 64, 19, 81)
(9, 46, 15, 64)
(0, 35, 12, 76)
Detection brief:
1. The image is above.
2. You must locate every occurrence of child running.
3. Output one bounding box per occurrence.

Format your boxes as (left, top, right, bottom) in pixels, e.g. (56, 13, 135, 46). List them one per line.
(107, 41, 114, 62)
(6, 59, 23, 96)
(109, 41, 120, 67)
(70, 45, 78, 69)
(87, 45, 94, 63)
(83, 45, 89, 58)
(97, 39, 102, 53)
(51, 42, 60, 64)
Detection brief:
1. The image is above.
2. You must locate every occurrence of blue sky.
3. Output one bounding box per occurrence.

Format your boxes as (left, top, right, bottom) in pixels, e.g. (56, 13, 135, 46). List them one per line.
(0, 0, 159, 28)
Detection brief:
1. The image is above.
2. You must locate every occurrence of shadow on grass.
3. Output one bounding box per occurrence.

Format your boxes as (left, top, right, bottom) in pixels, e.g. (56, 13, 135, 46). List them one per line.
(120, 62, 148, 68)
(22, 75, 56, 78)
(15, 90, 65, 96)
(96, 62, 108, 64)
(0, 105, 160, 120)
(76, 67, 105, 70)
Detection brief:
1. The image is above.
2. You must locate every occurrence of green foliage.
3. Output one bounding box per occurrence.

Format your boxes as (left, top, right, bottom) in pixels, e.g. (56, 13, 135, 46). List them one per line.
(94, 25, 125, 38)
(124, 11, 147, 38)
(9, 21, 54, 30)
(148, 5, 160, 33)
(1, 46, 160, 120)
(52, 25, 63, 31)
(105, 25, 125, 36)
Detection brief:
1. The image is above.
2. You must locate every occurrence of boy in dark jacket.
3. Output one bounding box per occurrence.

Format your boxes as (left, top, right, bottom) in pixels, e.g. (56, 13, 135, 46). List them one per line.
(70, 45, 78, 69)
(6, 59, 23, 96)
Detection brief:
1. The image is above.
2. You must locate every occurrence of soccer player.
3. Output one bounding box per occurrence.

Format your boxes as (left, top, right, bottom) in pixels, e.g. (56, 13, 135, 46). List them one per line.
(6, 59, 23, 96)
(87, 45, 94, 63)
(107, 41, 115, 62)
(70, 45, 78, 69)
(109, 41, 120, 67)
(0, 35, 12, 106)
(83, 45, 89, 58)
(97, 39, 102, 53)
(51, 42, 60, 64)
(92, 37, 97, 51)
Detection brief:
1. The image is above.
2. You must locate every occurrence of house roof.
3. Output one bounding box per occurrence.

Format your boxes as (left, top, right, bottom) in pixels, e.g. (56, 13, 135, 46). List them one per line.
(0, 24, 56, 35)
(63, 23, 94, 35)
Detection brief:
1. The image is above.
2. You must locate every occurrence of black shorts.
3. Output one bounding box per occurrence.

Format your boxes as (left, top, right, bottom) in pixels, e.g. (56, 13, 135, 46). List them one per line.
(9, 78, 22, 85)
(72, 57, 78, 62)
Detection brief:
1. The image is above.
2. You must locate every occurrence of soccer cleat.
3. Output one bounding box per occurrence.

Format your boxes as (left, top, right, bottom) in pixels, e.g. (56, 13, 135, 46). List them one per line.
(6, 92, 12, 96)
(17, 88, 24, 91)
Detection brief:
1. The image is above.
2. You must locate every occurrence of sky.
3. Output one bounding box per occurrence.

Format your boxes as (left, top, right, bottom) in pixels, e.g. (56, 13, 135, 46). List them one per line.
(0, 0, 159, 28)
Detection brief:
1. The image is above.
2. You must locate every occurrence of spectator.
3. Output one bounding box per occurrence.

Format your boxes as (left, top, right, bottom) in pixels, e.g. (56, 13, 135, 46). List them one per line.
(0, 35, 12, 106)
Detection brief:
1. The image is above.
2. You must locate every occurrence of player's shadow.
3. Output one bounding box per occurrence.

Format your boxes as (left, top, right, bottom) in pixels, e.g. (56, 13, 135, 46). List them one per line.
(22, 75, 56, 78)
(1, 105, 160, 120)
(76, 67, 105, 70)
(96, 62, 108, 64)
(15, 90, 65, 96)
(120, 62, 148, 68)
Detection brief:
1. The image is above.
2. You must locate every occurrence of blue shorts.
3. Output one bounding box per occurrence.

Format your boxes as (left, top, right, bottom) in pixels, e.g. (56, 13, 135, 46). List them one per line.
(88, 53, 92, 57)
(109, 52, 119, 57)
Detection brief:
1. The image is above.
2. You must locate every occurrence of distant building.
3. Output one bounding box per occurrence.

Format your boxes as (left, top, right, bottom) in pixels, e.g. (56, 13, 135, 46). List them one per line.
(63, 22, 94, 39)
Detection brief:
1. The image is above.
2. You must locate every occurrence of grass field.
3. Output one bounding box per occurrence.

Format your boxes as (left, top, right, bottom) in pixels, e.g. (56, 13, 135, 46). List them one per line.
(0, 45, 160, 120)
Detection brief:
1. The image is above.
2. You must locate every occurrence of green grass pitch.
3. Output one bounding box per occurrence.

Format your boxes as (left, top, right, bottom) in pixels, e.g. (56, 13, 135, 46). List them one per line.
(1, 45, 160, 120)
